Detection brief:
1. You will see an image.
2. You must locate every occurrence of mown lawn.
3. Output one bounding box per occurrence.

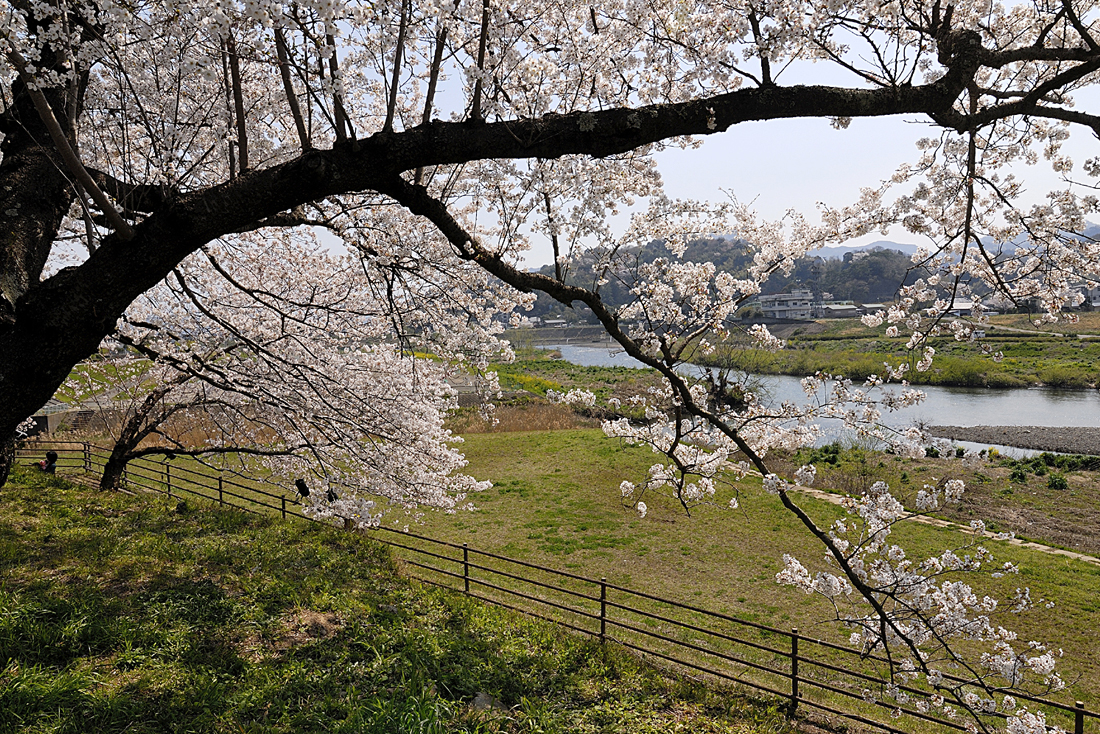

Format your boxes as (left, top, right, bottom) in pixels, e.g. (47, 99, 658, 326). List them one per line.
(412, 429, 1100, 704)
(0, 466, 792, 734)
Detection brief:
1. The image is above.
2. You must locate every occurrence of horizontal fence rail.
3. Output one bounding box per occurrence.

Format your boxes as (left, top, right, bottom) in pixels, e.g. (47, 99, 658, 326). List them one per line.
(15, 439, 1098, 734)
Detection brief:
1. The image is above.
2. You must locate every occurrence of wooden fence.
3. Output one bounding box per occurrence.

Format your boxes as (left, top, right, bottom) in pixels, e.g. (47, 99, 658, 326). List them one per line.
(16, 440, 1098, 734)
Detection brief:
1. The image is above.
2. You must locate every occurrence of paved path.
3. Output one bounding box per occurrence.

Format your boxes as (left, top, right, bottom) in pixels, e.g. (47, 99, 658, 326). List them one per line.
(789, 485, 1100, 567)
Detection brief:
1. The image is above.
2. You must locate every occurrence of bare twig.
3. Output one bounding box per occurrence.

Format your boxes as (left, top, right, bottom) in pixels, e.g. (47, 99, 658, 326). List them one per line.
(326, 33, 351, 142)
(384, 0, 410, 133)
(414, 10, 455, 184)
(219, 40, 237, 177)
(471, 0, 490, 120)
(226, 35, 249, 172)
(275, 28, 311, 150)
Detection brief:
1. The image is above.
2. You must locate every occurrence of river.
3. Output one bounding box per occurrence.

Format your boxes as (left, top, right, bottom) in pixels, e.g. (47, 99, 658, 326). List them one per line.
(545, 344, 1100, 454)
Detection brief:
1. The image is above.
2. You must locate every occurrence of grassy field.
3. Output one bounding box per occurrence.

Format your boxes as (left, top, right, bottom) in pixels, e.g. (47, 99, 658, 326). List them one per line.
(491, 348, 661, 403)
(23, 429, 1100, 704)
(408, 430, 1100, 705)
(779, 444, 1100, 557)
(0, 466, 794, 734)
(20, 372, 1100, 729)
(698, 314, 1100, 388)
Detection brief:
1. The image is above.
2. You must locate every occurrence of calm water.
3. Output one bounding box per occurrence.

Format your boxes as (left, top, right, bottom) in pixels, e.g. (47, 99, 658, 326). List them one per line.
(546, 344, 1100, 452)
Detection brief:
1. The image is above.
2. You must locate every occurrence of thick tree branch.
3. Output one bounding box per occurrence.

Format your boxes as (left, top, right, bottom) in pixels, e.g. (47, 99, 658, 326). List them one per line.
(85, 167, 176, 214)
(0, 34, 1046, 449)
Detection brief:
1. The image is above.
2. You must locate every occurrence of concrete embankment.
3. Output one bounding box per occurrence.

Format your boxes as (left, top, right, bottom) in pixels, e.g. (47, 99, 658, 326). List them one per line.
(929, 425, 1100, 456)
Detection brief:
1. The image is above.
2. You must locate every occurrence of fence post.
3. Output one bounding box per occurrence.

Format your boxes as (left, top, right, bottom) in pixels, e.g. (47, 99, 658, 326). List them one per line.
(281, 496, 287, 520)
(790, 628, 800, 716)
(463, 543, 470, 593)
(218, 476, 224, 505)
(83, 443, 90, 472)
(165, 464, 172, 495)
(1076, 701, 1085, 734)
(600, 578, 607, 641)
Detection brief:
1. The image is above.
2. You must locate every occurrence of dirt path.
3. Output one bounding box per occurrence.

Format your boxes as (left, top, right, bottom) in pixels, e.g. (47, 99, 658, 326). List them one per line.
(789, 485, 1100, 566)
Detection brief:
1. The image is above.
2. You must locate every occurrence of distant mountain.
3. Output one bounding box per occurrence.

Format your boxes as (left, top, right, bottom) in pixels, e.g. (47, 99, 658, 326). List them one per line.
(524, 222, 1100, 319)
(807, 241, 919, 259)
(806, 221, 1100, 260)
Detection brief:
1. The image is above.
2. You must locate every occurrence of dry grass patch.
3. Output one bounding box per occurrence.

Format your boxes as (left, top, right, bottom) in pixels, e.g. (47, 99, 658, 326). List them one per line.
(448, 401, 598, 433)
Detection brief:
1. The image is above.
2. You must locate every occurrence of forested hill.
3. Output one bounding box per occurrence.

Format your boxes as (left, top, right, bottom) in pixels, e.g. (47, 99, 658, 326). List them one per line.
(763, 247, 922, 302)
(528, 237, 922, 319)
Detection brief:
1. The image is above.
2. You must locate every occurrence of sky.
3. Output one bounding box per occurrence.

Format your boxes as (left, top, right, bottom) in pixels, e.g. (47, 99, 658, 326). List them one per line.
(512, 50, 1100, 268)
(517, 109, 1100, 267)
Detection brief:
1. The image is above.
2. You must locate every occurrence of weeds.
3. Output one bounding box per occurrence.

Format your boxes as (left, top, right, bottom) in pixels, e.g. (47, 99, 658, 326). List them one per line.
(0, 467, 789, 734)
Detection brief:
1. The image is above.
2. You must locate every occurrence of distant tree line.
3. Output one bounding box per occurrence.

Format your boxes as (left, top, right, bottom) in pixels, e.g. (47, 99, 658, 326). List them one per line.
(526, 238, 928, 321)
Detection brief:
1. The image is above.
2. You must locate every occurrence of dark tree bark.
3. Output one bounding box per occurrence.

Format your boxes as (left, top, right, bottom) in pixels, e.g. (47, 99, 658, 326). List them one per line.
(97, 380, 185, 491)
(0, 436, 14, 488)
(1, 22, 1091, 489)
(98, 445, 130, 492)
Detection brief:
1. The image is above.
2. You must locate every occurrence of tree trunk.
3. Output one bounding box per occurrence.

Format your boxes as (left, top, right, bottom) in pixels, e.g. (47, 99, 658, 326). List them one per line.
(99, 443, 130, 491)
(0, 433, 14, 488)
(97, 387, 175, 491)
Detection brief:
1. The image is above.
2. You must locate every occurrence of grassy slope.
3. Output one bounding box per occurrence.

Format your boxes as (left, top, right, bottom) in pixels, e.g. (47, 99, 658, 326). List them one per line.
(0, 466, 791, 734)
(412, 430, 1100, 702)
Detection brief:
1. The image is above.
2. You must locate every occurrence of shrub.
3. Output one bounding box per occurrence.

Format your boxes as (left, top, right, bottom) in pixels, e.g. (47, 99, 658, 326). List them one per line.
(1048, 473, 1069, 490)
(1037, 365, 1092, 388)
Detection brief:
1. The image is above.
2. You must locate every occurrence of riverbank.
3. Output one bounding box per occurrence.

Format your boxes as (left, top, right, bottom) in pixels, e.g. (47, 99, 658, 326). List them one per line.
(509, 317, 1100, 389)
(695, 314, 1100, 389)
(929, 425, 1100, 456)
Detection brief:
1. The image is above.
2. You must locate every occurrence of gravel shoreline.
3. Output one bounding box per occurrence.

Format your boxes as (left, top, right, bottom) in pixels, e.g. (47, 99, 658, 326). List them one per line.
(928, 425, 1100, 456)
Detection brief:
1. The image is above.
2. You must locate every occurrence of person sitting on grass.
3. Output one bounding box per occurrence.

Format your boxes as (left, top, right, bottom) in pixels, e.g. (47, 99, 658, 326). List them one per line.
(37, 451, 58, 474)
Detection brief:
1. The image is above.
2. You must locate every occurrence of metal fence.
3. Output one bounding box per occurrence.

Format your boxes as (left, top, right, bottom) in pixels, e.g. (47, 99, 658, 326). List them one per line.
(15, 439, 1098, 734)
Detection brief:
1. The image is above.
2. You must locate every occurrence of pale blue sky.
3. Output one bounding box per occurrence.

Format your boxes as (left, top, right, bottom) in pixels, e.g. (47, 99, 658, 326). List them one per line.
(517, 110, 1099, 266)
(514, 52, 1100, 267)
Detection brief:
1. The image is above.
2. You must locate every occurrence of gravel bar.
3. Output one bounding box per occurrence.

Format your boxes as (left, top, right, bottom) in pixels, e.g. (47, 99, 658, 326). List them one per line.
(928, 425, 1100, 456)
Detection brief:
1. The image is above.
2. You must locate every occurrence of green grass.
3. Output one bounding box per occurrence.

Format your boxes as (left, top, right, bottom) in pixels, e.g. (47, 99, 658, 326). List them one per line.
(0, 466, 792, 734)
(680, 316, 1100, 388)
(18, 429, 1100, 728)
(411, 430, 1100, 704)
(491, 349, 660, 405)
(55, 356, 156, 404)
(698, 332, 1100, 388)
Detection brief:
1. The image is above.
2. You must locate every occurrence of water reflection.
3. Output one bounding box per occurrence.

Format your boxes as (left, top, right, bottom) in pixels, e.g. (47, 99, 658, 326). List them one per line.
(543, 344, 1100, 432)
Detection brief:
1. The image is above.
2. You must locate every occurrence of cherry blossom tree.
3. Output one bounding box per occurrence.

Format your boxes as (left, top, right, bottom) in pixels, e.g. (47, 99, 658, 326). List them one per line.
(74, 231, 509, 520)
(5, 0, 1100, 728)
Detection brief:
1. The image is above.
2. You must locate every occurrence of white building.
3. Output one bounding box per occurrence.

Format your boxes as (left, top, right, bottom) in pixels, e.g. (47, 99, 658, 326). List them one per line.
(1085, 285, 1100, 309)
(757, 289, 818, 319)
